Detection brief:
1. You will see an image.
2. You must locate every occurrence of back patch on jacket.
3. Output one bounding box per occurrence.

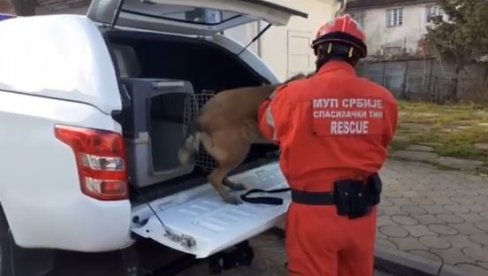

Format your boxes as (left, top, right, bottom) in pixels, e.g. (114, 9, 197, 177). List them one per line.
(311, 97, 384, 136)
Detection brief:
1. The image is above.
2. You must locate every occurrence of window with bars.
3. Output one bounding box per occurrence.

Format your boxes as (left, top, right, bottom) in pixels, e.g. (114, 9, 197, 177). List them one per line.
(386, 8, 403, 27)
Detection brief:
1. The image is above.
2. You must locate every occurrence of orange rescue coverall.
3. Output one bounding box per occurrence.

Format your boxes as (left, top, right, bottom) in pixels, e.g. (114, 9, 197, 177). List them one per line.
(258, 60, 398, 276)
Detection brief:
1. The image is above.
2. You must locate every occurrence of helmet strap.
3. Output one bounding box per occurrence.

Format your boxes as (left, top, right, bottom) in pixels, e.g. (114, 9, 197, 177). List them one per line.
(315, 43, 359, 72)
(327, 43, 333, 54)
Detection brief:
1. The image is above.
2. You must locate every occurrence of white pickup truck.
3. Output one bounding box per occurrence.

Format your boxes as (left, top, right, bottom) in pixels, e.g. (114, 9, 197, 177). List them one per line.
(0, 0, 308, 275)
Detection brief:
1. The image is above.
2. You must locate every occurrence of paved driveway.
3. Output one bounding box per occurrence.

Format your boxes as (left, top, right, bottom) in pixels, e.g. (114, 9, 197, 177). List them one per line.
(49, 233, 391, 276)
(49, 158, 488, 275)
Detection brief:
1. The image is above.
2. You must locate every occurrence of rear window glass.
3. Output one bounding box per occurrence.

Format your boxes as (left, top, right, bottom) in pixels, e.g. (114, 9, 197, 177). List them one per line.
(123, 4, 242, 25)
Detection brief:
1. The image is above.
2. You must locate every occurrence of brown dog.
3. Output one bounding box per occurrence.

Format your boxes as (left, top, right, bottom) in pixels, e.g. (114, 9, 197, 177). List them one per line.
(178, 73, 312, 204)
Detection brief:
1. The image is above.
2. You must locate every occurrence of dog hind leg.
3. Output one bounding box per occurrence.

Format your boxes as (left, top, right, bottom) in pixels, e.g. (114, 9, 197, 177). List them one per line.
(200, 132, 240, 204)
(216, 137, 250, 194)
(201, 131, 250, 204)
(207, 167, 242, 205)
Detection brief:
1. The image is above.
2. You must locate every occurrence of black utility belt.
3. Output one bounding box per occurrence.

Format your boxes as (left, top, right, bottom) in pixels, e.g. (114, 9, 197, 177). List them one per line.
(239, 173, 382, 220)
(291, 173, 382, 219)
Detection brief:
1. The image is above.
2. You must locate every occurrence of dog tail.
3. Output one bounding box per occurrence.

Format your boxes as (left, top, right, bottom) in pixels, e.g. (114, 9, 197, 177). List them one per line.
(178, 119, 204, 166)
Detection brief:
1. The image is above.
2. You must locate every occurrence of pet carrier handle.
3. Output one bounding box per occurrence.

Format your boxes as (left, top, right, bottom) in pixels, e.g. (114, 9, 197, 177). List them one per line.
(151, 80, 186, 89)
(240, 188, 291, 205)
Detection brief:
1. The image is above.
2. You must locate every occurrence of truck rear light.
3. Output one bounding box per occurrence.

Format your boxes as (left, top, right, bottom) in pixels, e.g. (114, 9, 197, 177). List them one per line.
(84, 178, 127, 197)
(81, 154, 125, 171)
(54, 125, 129, 201)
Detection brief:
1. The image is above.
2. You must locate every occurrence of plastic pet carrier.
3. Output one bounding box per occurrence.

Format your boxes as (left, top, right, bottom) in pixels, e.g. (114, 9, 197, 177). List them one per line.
(120, 78, 197, 187)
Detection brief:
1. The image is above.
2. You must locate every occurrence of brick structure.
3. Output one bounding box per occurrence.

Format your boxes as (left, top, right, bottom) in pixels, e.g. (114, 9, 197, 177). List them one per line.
(36, 0, 90, 14)
(0, 0, 90, 15)
(0, 1, 15, 14)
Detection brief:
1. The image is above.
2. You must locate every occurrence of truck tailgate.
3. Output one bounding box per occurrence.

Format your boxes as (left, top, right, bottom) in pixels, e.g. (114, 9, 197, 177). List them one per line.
(130, 162, 290, 258)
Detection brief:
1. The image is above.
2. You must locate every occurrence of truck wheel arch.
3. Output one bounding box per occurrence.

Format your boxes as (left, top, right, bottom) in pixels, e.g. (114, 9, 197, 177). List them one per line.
(0, 204, 56, 275)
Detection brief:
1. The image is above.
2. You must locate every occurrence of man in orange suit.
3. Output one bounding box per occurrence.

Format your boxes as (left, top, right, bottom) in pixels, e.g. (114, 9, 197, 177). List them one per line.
(257, 15, 398, 276)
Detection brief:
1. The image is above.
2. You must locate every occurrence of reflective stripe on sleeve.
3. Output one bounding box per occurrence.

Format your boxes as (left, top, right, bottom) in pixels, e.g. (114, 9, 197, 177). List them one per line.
(269, 88, 278, 100)
(264, 105, 278, 141)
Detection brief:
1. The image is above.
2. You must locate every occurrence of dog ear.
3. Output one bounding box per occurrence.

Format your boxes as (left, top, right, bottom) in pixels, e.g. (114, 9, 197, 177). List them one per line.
(283, 72, 315, 84)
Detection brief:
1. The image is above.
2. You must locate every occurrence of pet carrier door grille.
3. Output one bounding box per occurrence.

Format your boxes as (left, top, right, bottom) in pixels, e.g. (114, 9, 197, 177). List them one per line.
(183, 91, 218, 172)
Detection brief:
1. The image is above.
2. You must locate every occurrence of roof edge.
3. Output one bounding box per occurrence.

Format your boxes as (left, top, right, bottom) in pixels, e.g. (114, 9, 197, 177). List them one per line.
(345, 0, 436, 10)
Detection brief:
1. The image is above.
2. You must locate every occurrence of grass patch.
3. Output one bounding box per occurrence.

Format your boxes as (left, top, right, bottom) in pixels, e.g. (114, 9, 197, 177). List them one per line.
(395, 100, 488, 161)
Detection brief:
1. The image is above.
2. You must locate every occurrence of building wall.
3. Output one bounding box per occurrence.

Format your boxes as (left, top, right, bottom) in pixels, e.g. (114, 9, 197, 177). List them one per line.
(224, 0, 340, 82)
(348, 1, 438, 56)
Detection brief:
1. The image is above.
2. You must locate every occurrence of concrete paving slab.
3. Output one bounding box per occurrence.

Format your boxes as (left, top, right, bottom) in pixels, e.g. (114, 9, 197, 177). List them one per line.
(375, 246, 441, 276)
(376, 159, 488, 276)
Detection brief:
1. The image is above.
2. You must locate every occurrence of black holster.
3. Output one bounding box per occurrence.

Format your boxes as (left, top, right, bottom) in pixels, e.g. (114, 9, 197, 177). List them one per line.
(333, 173, 382, 219)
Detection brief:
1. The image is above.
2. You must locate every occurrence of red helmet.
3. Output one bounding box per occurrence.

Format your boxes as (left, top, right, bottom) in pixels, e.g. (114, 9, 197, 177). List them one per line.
(311, 14, 367, 58)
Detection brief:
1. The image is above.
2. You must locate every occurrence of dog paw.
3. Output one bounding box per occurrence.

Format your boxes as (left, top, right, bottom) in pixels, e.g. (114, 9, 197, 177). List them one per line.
(223, 179, 247, 191)
(223, 194, 243, 205)
(227, 182, 247, 191)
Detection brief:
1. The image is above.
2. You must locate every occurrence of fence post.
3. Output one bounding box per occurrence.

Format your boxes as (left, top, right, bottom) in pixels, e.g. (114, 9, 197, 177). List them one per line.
(484, 63, 488, 88)
(381, 61, 386, 86)
(427, 58, 434, 101)
(402, 60, 409, 99)
(433, 76, 439, 103)
(485, 63, 488, 79)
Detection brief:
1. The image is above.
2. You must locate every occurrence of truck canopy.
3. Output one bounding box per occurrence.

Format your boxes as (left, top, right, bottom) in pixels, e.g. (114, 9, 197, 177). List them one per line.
(87, 0, 308, 36)
(0, 15, 121, 114)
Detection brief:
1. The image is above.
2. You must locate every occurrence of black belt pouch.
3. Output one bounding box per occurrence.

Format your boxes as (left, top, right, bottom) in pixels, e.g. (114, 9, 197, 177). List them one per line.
(333, 180, 370, 219)
(366, 173, 382, 206)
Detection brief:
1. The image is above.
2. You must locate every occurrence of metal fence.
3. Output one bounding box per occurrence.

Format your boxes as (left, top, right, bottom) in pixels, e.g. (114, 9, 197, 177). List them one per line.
(356, 58, 488, 103)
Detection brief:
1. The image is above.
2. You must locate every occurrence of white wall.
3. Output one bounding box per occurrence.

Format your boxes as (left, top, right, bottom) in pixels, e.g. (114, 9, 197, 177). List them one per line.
(350, 2, 437, 56)
(224, 0, 340, 82)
